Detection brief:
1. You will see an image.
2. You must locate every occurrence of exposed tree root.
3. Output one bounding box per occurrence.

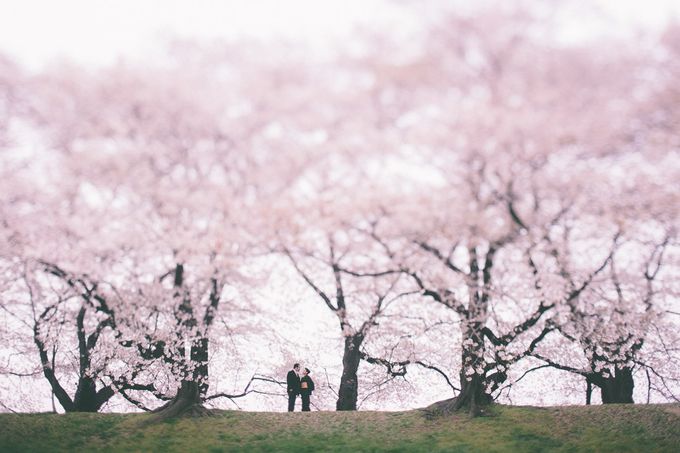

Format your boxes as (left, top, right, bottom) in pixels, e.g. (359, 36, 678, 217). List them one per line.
(140, 381, 218, 426)
(422, 378, 494, 419)
(421, 396, 494, 419)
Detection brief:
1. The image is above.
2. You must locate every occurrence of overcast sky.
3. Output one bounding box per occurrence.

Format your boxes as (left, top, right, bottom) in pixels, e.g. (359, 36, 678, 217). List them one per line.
(0, 0, 678, 70)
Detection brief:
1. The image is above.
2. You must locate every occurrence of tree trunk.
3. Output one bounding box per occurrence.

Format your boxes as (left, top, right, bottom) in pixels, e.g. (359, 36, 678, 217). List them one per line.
(72, 377, 100, 412)
(336, 334, 363, 411)
(423, 373, 493, 418)
(192, 336, 210, 398)
(600, 367, 634, 404)
(144, 335, 214, 423)
(423, 330, 493, 418)
(147, 380, 212, 422)
(452, 371, 493, 416)
(144, 263, 215, 423)
(455, 325, 492, 416)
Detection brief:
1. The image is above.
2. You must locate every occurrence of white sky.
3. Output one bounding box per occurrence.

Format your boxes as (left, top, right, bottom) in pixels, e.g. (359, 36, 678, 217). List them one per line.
(0, 0, 678, 71)
(0, 0, 408, 69)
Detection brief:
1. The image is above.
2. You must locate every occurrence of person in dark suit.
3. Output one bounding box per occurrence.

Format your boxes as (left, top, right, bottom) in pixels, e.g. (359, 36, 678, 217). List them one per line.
(300, 367, 315, 412)
(287, 363, 301, 412)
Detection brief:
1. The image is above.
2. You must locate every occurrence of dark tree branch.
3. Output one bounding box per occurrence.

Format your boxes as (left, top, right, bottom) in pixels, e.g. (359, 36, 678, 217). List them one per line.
(204, 375, 286, 401)
(414, 361, 459, 392)
(118, 389, 153, 412)
(283, 247, 337, 312)
(416, 241, 465, 274)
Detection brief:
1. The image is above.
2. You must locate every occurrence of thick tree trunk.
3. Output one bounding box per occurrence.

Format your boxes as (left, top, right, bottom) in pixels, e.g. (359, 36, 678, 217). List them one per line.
(452, 372, 493, 416)
(145, 335, 214, 423)
(336, 334, 363, 411)
(144, 263, 215, 423)
(147, 380, 213, 423)
(424, 327, 492, 418)
(72, 377, 98, 412)
(71, 377, 108, 412)
(425, 371, 493, 418)
(600, 367, 634, 404)
(36, 334, 114, 413)
(192, 337, 210, 397)
(456, 325, 492, 416)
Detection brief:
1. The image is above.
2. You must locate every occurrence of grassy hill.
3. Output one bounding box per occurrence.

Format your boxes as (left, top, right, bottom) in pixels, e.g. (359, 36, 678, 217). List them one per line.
(2, 404, 679, 452)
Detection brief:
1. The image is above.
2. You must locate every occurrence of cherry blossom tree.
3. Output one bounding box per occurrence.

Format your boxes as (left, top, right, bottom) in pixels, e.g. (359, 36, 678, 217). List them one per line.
(525, 21, 680, 404)
(2, 3, 679, 418)
(1, 53, 300, 416)
(311, 6, 676, 416)
(281, 225, 422, 411)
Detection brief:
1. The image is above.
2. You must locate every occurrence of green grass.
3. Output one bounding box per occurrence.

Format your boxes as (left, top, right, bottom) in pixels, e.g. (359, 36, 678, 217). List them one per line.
(1, 404, 679, 452)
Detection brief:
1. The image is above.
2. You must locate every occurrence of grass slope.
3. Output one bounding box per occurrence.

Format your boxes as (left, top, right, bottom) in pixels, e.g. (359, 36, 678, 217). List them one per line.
(2, 404, 679, 452)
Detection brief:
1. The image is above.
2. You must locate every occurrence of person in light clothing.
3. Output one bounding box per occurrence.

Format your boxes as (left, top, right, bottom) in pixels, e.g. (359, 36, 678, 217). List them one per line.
(300, 367, 315, 412)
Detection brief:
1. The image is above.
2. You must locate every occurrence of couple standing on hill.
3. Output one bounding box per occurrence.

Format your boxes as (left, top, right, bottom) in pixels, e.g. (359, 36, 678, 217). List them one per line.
(286, 363, 315, 412)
